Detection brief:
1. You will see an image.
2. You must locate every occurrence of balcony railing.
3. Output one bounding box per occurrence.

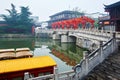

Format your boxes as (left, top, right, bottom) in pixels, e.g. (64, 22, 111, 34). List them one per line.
(99, 16, 110, 20)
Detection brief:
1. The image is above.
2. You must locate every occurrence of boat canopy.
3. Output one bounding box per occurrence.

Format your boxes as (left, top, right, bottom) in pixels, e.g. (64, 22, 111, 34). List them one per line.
(0, 49, 15, 53)
(0, 56, 57, 74)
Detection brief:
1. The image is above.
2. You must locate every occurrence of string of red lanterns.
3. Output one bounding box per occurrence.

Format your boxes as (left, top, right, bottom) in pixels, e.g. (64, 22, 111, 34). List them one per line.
(52, 16, 95, 29)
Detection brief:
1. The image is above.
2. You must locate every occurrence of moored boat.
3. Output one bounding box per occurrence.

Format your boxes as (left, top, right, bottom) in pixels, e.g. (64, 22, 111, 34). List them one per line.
(0, 49, 16, 60)
(0, 56, 57, 80)
(16, 48, 33, 58)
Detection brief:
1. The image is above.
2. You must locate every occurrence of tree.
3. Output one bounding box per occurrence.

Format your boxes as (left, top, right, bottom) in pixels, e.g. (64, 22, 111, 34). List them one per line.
(1, 3, 33, 34)
(19, 6, 32, 25)
(2, 3, 19, 26)
(19, 6, 33, 33)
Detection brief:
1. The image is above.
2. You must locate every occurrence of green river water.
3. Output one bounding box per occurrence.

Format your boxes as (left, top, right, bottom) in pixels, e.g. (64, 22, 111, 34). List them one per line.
(0, 38, 85, 72)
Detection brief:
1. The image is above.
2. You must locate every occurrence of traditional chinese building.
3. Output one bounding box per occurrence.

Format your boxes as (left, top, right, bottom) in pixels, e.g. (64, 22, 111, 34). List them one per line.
(99, 1, 120, 31)
(51, 16, 95, 29)
(47, 10, 84, 29)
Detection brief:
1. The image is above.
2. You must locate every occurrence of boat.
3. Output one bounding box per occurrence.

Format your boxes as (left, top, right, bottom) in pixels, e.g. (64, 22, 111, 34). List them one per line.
(0, 49, 16, 60)
(0, 56, 57, 80)
(0, 48, 33, 60)
(16, 48, 33, 58)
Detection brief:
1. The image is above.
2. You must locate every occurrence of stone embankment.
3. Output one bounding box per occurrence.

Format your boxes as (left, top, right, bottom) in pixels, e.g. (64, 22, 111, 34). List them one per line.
(0, 34, 33, 38)
(85, 47, 120, 80)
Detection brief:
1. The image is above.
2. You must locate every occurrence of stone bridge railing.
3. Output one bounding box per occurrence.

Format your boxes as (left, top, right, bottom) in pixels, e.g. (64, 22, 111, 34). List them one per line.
(35, 29, 120, 41)
(25, 33, 117, 80)
(26, 68, 75, 80)
(69, 31, 110, 41)
(73, 33, 117, 79)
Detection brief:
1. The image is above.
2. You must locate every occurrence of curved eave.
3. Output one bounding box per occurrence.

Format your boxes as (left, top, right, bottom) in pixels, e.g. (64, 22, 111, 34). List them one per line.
(105, 1, 120, 9)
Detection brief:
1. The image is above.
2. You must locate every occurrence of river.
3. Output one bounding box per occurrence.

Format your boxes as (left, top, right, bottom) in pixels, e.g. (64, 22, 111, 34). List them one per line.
(0, 38, 85, 72)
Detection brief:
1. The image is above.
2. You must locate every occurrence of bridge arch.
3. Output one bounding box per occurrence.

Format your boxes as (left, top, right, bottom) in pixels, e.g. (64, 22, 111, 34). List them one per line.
(68, 34, 77, 43)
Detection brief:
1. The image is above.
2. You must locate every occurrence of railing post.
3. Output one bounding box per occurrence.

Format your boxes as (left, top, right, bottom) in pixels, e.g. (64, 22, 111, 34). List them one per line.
(83, 51, 88, 59)
(112, 32, 117, 52)
(100, 41, 103, 62)
(54, 67, 59, 80)
(83, 51, 89, 74)
(24, 72, 30, 80)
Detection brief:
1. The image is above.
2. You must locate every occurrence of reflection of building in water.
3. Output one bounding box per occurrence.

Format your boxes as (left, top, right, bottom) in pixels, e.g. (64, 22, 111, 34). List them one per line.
(0, 38, 35, 50)
(61, 43, 68, 50)
(34, 38, 84, 65)
(52, 49, 77, 66)
(45, 40, 84, 66)
(35, 38, 53, 48)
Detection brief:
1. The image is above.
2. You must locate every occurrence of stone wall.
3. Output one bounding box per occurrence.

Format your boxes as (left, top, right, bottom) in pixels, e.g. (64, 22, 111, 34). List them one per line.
(76, 37, 100, 51)
(0, 34, 34, 38)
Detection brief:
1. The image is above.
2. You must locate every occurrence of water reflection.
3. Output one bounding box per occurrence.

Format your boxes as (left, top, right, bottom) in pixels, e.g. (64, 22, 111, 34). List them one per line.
(0, 38, 35, 50)
(35, 38, 85, 66)
(0, 38, 85, 72)
(52, 49, 77, 66)
(51, 42, 84, 66)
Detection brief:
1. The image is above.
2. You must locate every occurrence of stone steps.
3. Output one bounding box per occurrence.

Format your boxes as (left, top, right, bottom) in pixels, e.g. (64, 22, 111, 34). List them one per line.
(85, 51, 120, 80)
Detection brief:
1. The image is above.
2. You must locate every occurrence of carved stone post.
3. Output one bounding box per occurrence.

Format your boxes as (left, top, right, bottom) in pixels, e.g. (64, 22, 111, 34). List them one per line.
(24, 72, 30, 80)
(100, 41, 103, 62)
(54, 67, 59, 80)
(83, 51, 89, 75)
(83, 51, 88, 59)
(112, 32, 117, 52)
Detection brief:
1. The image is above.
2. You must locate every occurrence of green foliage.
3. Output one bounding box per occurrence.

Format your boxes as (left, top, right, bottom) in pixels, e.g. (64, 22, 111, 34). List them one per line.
(0, 26, 6, 33)
(0, 25, 32, 34)
(19, 6, 33, 25)
(2, 4, 19, 26)
(1, 3, 33, 34)
(94, 18, 99, 28)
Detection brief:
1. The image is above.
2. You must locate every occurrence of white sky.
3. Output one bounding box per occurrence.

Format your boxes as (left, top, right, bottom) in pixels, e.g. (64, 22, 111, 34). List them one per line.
(0, 0, 120, 21)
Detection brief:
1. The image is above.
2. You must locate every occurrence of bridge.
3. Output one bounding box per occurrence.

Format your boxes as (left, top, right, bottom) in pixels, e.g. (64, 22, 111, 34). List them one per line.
(35, 29, 120, 41)
(35, 28, 120, 50)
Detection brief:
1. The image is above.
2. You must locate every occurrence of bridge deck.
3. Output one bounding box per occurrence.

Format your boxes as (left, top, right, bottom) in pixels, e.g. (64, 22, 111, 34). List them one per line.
(85, 47, 120, 80)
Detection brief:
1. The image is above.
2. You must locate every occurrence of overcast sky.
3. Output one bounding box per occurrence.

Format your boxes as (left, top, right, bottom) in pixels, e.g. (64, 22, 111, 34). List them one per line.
(0, 0, 119, 21)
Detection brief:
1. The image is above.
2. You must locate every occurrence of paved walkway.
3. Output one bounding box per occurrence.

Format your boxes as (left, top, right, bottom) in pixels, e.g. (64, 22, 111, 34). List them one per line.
(85, 47, 120, 80)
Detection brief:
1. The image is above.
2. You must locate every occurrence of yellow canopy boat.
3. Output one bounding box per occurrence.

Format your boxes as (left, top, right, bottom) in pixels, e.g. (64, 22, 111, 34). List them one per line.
(0, 56, 57, 80)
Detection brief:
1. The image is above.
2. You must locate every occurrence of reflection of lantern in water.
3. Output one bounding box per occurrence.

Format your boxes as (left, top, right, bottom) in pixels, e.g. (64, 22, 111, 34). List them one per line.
(51, 49, 77, 66)
(32, 26, 35, 35)
(32, 40, 35, 50)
